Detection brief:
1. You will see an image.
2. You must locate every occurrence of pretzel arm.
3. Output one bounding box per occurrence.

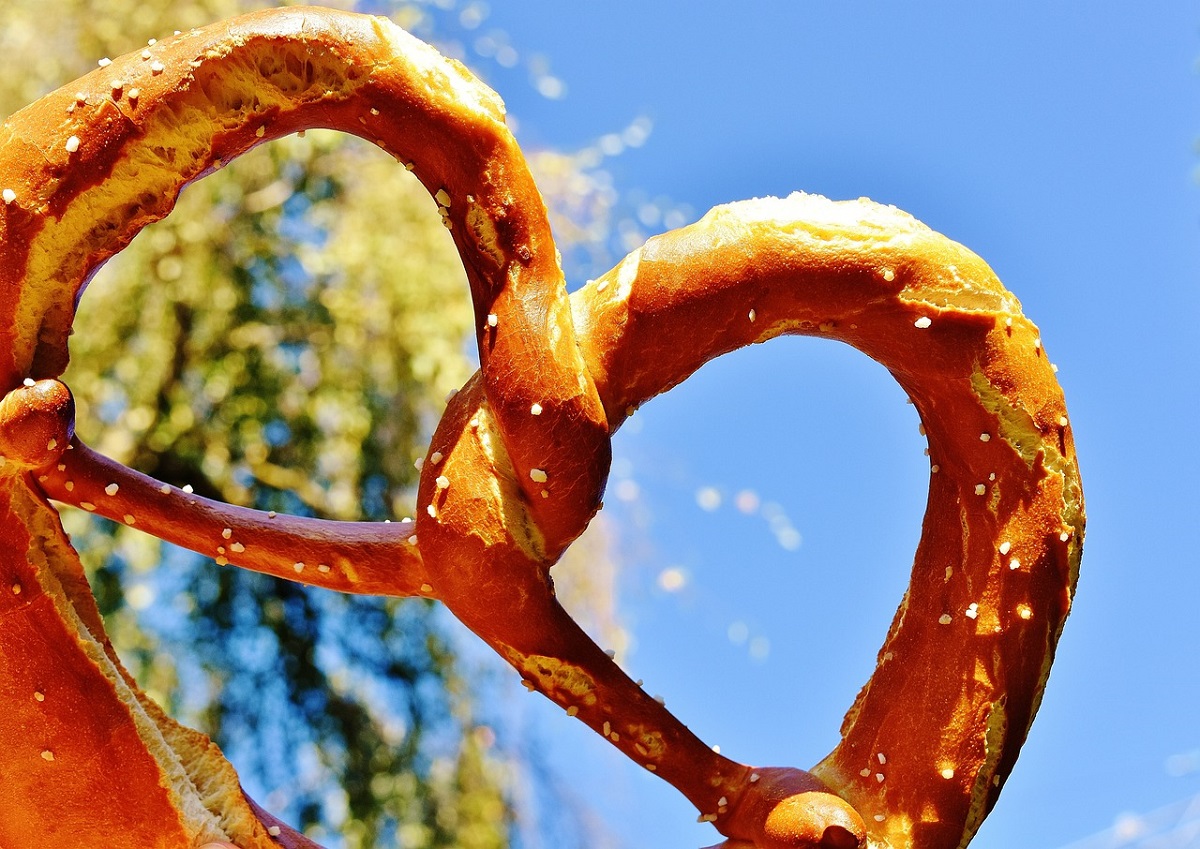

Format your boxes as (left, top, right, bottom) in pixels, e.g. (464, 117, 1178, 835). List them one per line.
(36, 437, 430, 597)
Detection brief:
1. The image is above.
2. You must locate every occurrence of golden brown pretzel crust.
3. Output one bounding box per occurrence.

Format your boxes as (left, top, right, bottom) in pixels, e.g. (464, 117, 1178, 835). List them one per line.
(0, 8, 1082, 849)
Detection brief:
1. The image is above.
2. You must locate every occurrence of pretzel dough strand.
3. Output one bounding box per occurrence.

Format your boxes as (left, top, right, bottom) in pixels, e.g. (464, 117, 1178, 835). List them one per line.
(37, 439, 431, 597)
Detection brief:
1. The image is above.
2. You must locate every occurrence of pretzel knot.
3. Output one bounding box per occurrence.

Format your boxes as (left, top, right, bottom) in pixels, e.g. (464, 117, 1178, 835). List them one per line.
(0, 8, 1083, 849)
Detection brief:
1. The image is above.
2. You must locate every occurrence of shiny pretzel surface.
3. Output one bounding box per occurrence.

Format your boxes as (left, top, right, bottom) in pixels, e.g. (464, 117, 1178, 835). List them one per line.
(0, 8, 1083, 849)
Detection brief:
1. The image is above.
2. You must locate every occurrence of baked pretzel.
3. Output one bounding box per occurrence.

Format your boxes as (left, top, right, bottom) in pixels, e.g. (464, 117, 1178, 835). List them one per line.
(0, 7, 1083, 849)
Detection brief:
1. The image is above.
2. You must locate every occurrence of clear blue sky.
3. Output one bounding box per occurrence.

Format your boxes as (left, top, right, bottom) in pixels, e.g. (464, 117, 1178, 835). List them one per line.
(414, 2, 1200, 847)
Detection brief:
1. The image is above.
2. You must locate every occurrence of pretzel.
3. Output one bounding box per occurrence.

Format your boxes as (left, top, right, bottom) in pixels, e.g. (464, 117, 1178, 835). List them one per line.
(0, 7, 1083, 849)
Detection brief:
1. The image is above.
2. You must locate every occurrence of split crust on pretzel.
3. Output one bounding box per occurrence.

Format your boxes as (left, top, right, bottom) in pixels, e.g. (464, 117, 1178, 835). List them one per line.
(0, 7, 1083, 849)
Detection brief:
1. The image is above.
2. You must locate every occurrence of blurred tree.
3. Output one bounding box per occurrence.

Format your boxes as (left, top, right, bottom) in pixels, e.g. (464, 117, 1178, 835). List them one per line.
(0, 1, 630, 846)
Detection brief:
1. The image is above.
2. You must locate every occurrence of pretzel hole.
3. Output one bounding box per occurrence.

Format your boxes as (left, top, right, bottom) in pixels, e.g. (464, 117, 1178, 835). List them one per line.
(64, 133, 472, 522)
(605, 338, 924, 770)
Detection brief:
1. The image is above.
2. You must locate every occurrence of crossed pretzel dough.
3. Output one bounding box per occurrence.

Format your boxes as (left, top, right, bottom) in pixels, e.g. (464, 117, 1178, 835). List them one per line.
(0, 8, 1083, 849)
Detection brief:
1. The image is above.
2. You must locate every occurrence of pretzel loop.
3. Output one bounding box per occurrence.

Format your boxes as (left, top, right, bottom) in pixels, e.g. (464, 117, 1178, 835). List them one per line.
(0, 6, 608, 555)
(571, 197, 1084, 847)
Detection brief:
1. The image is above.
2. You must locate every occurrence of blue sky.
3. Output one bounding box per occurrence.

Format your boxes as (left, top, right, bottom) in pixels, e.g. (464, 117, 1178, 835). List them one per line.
(420, 2, 1200, 847)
